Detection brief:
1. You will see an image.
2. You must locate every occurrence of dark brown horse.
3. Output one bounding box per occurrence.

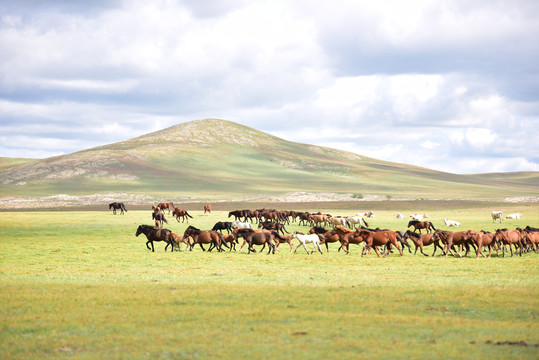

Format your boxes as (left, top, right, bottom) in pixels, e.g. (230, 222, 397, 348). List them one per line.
(158, 202, 174, 214)
(204, 204, 212, 214)
(233, 228, 277, 254)
(136, 225, 175, 252)
(172, 207, 193, 223)
(402, 230, 439, 256)
(109, 202, 127, 215)
(407, 220, 436, 234)
(183, 225, 228, 252)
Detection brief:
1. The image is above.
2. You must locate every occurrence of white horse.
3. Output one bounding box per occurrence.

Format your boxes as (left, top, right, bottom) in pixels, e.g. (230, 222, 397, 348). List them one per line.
(346, 216, 368, 228)
(491, 211, 503, 223)
(410, 213, 428, 221)
(395, 213, 405, 219)
(292, 232, 323, 254)
(506, 213, 522, 219)
(231, 221, 252, 229)
(444, 218, 461, 227)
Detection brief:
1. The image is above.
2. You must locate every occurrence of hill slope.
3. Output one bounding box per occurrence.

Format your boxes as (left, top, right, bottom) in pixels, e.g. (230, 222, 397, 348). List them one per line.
(1, 119, 537, 201)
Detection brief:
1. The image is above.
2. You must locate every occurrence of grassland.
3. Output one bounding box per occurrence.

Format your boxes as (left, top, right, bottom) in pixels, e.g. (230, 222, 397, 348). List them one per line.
(1, 205, 538, 359)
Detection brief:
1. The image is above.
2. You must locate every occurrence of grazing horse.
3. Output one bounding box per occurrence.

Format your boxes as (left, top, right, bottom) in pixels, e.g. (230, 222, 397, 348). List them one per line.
(292, 232, 324, 254)
(402, 230, 438, 256)
(358, 229, 403, 257)
(212, 221, 233, 234)
(152, 211, 168, 228)
(109, 202, 127, 215)
(157, 202, 174, 214)
(135, 225, 175, 252)
(493, 229, 522, 257)
(491, 211, 503, 223)
(183, 225, 228, 252)
(407, 220, 436, 234)
(172, 208, 193, 223)
(233, 228, 277, 254)
(308, 226, 341, 252)
(204, 204, 212, 214)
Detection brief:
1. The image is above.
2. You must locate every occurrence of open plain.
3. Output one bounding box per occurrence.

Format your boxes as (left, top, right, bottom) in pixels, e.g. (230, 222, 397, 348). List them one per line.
(1, 202, 538, 359)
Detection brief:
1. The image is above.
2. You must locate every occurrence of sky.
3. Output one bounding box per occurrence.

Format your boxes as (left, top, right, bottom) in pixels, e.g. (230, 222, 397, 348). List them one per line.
(0, 0, 538, 174)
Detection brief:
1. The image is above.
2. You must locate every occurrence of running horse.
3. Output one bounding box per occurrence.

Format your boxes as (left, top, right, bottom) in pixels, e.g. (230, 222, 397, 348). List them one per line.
(172, 207, 193, 223)
(183, 225, 228, 252)
(135, 225, 175, 252)
(407, 220, 436, 234)
(109, 202, 127, 215)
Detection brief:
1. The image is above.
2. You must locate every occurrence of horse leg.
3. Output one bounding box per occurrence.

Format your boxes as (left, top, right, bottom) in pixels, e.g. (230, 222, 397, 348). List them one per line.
(302, 242, 309, 254)
(146, 240, 152, 251)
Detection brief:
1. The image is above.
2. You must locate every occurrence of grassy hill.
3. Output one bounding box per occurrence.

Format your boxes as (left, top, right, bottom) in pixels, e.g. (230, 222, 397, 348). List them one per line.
(0, 119, 537, 201)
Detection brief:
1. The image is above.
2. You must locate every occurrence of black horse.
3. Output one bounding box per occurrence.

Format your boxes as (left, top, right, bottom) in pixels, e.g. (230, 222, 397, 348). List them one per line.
(152, 211, 168, 228)
(211, 221, 233, 234)
(135, 225, 174, 252)
(109, 202, 127, 215)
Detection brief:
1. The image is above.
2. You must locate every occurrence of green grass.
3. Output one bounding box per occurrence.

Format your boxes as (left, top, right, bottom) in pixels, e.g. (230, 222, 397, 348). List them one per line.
(1, 207, 538, 359)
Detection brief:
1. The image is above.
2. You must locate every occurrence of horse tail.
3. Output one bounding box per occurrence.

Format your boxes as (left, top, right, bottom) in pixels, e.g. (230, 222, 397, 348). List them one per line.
(163, 217, 168, 224)
(430, 222, 436, 231)
(363, 219, 369, 228)
(186, 211, 193, 218)
(282, 224, 289, 234)
(272, 231, 285, 240)
(122, 203, 127, 212)
(217, 232, 229, 249)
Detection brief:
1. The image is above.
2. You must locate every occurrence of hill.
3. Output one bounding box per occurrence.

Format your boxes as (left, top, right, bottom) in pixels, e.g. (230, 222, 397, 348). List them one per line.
(0, 119, 537, 203)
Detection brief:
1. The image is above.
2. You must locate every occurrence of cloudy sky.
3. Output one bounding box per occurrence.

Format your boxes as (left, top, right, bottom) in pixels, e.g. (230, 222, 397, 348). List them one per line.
(1, 0, 538, 174)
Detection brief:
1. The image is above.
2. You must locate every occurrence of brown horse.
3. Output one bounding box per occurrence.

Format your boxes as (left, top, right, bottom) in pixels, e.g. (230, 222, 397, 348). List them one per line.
(233, 228, 277, 254)
(465, 230, 494, 258)
(183, 225, 228, 252)
(358, 229, 403, 257)
(402, 230, 439, 256)
(309, 214, 330, 227)
(308, 226, 341, 252)
(172, 207, 193, 223)
(430, 229, 458, 257)
(158, 202, 174, 214)
(135, 225, 175, 252)
(407, 220, 436, 234)
(170, 232, 191, 251)
(332, 226, 364, 254)
(204, 204, 212, 214)
(493, 229, 522, 257)
(520, 229, 538, 253)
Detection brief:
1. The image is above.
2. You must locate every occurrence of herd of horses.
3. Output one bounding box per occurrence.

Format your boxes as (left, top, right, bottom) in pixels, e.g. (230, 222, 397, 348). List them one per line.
(123, 204, 539, 258)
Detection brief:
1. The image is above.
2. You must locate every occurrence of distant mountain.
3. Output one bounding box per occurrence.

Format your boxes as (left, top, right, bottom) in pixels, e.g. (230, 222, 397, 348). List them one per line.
(1, 119, 537, 201)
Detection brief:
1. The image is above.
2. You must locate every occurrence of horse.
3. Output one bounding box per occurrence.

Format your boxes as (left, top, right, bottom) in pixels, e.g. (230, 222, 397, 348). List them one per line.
(430, 229, 458, 257)
(152, 211, 168, 228)
(465, 230, 495, 258)
(135, 225, 175, 252)
(291, 232, 324, 254)
(231, 221, 252, 229)
(308, 226, 341, 252)
(407, 220, 436, 234)
(358, 229, 403, 257)
(221, 234, 238, 251)
(233, 228, 277, 254)
(170, 232, 191, 251)
(491, 211, 503, 223)
(109, 202, 127, 215)
(258, 221, 288, 235)
(444, 219, 461, 227)
(228, 210, 246, 221)
(395, 213, 405, 219)
(212, 221, 233, 234)
(402, 230, 439, 256)
(345, 216, 368, 228)
(332, 226, 365, 254)
(328, 216, 349, 228)
(204, 204, 212, 214)
(183, 225, 228, 252)
(493, 229, 522, 257)
(309, 214, 330, 227)
(410, 213, 428, 221)
(356, 211, 375, 218)
(157, 202, 174, 214)
(506, 213, 522, 219)
(172, 208, 193, 223)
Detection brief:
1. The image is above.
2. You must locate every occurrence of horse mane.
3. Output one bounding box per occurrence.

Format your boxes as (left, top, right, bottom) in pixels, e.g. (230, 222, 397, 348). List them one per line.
(405, 230, 420, 238)
(313, 226, 327, 233)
